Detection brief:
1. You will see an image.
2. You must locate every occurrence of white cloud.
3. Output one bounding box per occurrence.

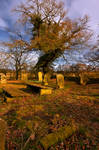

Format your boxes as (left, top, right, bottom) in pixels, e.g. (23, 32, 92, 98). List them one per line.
(0, 17, 8, 30)
(67, 0, 99, 35)
(0, 0, 26, 27)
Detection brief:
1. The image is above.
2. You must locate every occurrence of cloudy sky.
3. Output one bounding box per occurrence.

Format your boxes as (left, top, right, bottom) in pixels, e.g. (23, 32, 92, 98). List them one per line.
(0, 0, 99, 42)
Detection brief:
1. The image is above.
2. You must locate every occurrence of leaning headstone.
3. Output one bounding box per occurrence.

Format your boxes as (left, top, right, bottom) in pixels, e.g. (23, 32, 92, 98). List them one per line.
(1, 74, 7, 84)
(38, 72, 43, 82)
(0, 118, 7, 150)
(56, 74, 64, 89)
(79, 73, 88, 85)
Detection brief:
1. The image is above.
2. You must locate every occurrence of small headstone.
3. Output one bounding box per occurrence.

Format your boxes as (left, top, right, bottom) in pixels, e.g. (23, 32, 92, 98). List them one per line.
(0, 74, 7, 84)
(79, 73, 88, 85)
(43, 73, 49, 85)
(6, 73, 11, 80)
(56, 74, 64, 89)
(38, 72, 43, 82)
(0, 118, 7, 150)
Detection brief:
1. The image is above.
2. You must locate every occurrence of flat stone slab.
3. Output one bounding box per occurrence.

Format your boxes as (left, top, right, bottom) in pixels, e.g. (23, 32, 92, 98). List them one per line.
(25, 82, 53, 95)
(3, 87, 31, 97)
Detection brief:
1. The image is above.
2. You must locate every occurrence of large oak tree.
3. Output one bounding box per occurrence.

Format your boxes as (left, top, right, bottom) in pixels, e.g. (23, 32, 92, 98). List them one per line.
(14, 0, 92, 72)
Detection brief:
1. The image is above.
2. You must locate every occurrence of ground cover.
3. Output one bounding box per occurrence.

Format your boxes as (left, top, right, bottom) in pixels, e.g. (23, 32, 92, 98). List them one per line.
(0, 80, 99, 149)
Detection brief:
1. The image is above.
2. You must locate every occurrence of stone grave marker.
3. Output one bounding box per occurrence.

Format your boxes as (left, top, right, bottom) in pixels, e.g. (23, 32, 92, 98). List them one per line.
(0, 73, 7, 84)
(43, 74, 48, 85)
(40, 88, 52, 95)
(56, 74, 64, 89)
(79, 73, 88, 85)
(38, 72, 43, 82)
(43, 73, 51, 86)
(6, 73, 11, 80)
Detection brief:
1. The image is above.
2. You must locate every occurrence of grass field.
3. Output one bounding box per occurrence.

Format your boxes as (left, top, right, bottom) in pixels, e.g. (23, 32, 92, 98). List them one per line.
(0, 80, 99, 149)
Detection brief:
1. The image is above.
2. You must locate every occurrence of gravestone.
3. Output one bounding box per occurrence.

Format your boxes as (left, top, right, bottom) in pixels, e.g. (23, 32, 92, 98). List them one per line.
(6, 73, 11, 80)
(0, 73, 7, 84)
(21, 73, 28, 81)
(38, 72, 43, 82)
(79, 73, 88, 85)
(56, 74, 64, 89)
(43, 73, 51, 85)
(0, 118, 7, 150)
(43, 74, 48, 85)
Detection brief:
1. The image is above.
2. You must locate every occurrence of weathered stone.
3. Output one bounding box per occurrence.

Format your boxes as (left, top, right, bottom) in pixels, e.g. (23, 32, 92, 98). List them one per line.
(38, 72, 43, 82)
(79, 73, 88, 85)
(43, 74, 48, 85)
(6, 73, 11, 80)
(0, 118, 7, 150)
(40, 124, 77, 150)
(40, 88, 52, 95)
(56, 74, 64, 89)
(43, 73, 51, 85)
(0, 73, 7, 84)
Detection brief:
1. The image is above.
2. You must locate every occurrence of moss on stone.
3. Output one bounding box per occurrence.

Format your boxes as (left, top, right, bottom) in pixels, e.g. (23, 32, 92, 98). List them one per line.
(40, 124, 77, 150)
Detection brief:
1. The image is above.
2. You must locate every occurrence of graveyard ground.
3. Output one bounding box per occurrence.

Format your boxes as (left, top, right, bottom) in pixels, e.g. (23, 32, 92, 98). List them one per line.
(0, 79, 99, 150)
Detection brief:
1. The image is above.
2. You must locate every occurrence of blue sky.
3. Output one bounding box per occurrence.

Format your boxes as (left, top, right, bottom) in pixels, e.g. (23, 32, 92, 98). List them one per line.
(0, 0, 99, 67)
(0, 0, 99, 42)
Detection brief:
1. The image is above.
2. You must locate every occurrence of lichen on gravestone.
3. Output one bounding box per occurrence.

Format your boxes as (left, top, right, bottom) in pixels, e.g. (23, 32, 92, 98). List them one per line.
(40, 124, 77, 150)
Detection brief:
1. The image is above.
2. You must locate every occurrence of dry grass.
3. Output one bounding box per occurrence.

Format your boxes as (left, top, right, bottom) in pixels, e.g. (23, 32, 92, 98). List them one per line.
(0, 80, 99, 149)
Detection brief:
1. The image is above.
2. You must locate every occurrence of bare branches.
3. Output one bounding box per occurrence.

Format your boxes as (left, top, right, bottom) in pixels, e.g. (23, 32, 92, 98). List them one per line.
(9, 0, 93, 72)
(1, 31, 32, 79)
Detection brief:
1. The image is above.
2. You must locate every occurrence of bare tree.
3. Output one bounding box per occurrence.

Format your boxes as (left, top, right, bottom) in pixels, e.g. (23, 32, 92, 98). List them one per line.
(2, 31, 32, 79)
(84, 38, 99, 70)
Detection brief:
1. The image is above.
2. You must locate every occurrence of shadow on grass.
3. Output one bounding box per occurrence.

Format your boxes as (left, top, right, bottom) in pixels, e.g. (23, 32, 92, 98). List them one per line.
(20, 87, 40, 94)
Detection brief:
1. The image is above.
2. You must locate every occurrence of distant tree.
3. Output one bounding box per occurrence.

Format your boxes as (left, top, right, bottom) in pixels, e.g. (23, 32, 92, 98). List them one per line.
(2, 31, 31, 79)
(14, 0, 92, 73)
(84, 38, 99, 69)
(0, 51, 9, 70)
(85, 50, 99, 69)
(70, 63, 88, 73)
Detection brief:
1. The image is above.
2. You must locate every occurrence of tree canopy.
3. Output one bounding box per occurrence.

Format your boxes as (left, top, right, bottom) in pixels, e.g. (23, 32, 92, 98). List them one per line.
(13, 0, 92, 72)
